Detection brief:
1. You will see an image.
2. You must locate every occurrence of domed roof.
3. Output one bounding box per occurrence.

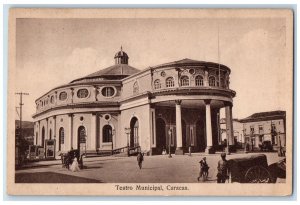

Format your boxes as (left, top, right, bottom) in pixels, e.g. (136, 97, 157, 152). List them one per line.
(70, 47, 139, 83)
(114, 48, 128, 58)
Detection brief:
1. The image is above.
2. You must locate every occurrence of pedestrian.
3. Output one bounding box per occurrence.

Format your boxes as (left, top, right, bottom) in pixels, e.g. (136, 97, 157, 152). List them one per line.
(70, 153, 80, 172)
(217, 153, 229, 183)
(198, 157, 209, 181)
(162, 147, 167, 155)
(137, 152, 144, 169)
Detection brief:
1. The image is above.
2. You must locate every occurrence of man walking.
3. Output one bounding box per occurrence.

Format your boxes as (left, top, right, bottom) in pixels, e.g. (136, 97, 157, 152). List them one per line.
(217, 153, 229, 183)
(137, 152, 144, 169)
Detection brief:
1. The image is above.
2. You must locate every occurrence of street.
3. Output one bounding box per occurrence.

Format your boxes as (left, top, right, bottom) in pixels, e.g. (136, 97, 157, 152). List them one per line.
(15, 152, 285, 183)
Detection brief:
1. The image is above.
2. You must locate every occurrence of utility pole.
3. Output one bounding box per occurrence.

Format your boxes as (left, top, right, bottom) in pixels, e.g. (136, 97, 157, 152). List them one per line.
(15, 92, 29, 137)
(15, 92, 29, 166)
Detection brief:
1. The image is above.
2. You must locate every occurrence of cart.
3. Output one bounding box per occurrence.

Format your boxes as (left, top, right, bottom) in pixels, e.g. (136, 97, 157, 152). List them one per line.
(61, 149, 84, 169)
(228, 154, 276, 183)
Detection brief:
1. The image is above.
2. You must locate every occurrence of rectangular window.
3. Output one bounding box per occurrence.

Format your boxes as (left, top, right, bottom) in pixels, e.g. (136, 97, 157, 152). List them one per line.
(250, 126, 254, 133)
(259, 125, 263, 134)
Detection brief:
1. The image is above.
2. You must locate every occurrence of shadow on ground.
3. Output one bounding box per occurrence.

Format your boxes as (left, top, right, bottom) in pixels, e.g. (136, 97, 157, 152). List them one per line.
(15, 172, 103, 183)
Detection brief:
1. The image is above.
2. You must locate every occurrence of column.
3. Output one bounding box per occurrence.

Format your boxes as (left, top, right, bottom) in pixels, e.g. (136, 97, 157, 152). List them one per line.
(150, 106, 156, 149)
(217, 109, 221, 144)
(225, 102, 235, 153)
(70, 88, 74, 104)
(68, 114, 73, 150)
(175, 100, 184, 155)
(55, 91, 58, 106)
(90, 112, 97, 151)
(53, 116, 57, 152)
(94, 86, 98, 101)
(38, 121, 40, 145)
(204, 70, 209, 86)
(46, 118, 49, 140)
(205, 100, 214, 154)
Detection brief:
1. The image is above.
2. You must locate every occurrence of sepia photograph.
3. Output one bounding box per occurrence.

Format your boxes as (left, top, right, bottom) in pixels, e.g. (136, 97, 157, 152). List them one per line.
(7, 8, 293, 196)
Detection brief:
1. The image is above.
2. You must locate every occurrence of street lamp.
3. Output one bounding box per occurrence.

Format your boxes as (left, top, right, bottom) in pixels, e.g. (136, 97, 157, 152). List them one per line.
(168, 129, 172, 158)
(243, 129, 248, 153)
(278, 131, 282, 156)
(125, 127, 131, 157)
(84, 134, 87, 157)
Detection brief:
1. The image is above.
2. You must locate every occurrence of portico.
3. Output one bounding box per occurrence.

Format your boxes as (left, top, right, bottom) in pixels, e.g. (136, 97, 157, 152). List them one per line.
(151, 95, 235, 155)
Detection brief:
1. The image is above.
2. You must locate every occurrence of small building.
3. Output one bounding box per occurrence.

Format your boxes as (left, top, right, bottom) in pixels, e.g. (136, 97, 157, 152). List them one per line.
(239, 111, 286, 151)
(220, 118, 244, 147)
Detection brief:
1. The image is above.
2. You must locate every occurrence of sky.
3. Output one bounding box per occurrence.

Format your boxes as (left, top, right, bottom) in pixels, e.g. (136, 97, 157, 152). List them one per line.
(15, 17, 291, 121)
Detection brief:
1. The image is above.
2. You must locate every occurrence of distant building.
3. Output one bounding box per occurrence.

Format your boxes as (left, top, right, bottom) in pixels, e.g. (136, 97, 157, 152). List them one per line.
(239, 111, 286, 150)
(220, 118, 244, 145)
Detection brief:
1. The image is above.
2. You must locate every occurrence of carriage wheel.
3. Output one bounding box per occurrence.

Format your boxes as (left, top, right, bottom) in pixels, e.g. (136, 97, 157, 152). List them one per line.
(244, 166, 272, 183)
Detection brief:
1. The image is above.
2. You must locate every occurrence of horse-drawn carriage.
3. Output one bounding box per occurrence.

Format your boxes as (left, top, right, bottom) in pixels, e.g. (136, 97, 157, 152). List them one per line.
(61, 149, 84, 169)
(228, 154, 286, 183)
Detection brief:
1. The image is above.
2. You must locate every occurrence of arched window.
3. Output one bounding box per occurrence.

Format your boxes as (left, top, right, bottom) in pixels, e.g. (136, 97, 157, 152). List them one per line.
(209, 76, 216, 86)
(59, 127, 64, 151)
(133, 82, 139, 94)
(102, 125, 112, 143)
(154, 79, 161, 89)
(77, 89, 89, 98)
(130, 117, 139, 147)
(78, 126, 86, 143)
(166, 77, 175, 88)
(77, 126, 86, 150)
(195, 75, 204, 86)
(36, 132, 38, 145)
(220, 77, 225, 88)
(49, 129, 52, 140)
(50, 96, 54, 104)
(180, 76, 189, 86)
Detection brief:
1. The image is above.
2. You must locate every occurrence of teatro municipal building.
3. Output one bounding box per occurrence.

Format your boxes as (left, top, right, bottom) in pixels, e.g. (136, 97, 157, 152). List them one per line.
(32, 48, 236, 157)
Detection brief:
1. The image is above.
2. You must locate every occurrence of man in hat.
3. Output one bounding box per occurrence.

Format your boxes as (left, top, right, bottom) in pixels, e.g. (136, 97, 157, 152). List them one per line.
(198, 157, 209, 181)
(217, 153, 229, 183)
(137, 151, 144, 169)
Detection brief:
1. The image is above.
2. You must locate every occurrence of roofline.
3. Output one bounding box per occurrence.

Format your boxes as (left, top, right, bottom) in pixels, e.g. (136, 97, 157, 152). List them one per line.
(152, 60, 231, 73)
(239, 115, 286, 123)
(122, 60, 232, 82)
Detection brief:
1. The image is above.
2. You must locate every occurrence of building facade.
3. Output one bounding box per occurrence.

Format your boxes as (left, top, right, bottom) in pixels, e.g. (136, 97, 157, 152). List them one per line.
(239, 111, 286, 151)
(220, 118, 244, 146)
(32, 48, 236, 156)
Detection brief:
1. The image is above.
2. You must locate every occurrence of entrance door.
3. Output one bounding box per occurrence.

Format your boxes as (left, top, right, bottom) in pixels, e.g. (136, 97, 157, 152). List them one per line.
(77, 126, 86, 151)
(156, 118, 166, 152)
(130, 117, 139, 147)
(41, 127, 45, 147)
(196, 119, 206, 152)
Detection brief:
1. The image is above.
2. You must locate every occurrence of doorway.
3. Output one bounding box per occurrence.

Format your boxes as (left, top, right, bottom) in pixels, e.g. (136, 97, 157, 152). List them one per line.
(196, 119, 206, 152)
(156, 118, 167, 152)
(130, 117, 139, 147)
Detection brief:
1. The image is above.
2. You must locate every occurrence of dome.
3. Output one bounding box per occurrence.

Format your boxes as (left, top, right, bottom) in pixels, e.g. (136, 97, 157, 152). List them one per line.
(114, 46, 129, 65)
(114, 50, 128, 58)
(70, 47, 139, 83)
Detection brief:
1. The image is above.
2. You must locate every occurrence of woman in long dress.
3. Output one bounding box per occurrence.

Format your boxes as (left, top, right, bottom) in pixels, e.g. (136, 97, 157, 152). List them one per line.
(70, 156, 80, 172)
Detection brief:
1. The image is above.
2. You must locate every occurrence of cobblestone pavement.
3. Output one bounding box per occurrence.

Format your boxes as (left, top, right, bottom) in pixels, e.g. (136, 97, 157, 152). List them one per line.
(15, 152, 285, 183)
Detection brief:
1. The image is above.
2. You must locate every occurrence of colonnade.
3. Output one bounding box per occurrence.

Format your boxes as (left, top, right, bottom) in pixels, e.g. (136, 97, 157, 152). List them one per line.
(173, 99, 234, 154)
